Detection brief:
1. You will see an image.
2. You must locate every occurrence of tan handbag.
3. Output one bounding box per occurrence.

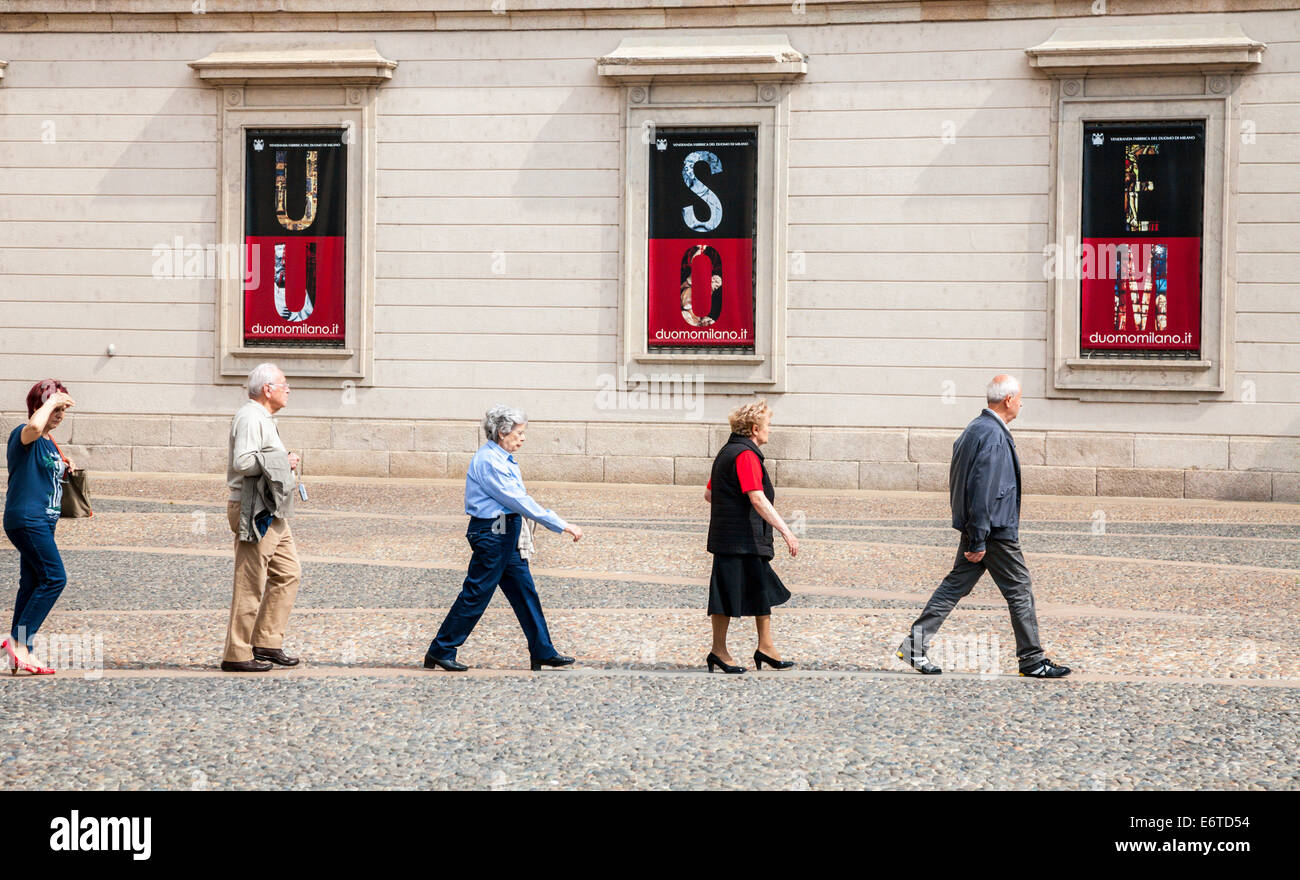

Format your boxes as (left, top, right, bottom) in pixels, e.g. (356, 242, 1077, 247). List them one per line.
(51, 439, 93, 518)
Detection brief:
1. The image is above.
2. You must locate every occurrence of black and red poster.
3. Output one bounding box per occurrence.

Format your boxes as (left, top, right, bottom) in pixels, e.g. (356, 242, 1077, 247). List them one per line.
(244, 129, 347, 346)
(1080, 121, 1204, 355)
(647, 129, 756, 350)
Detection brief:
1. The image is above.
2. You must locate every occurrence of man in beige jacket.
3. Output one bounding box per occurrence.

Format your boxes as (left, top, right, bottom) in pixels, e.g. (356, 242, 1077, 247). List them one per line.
(222, 362, 302, 672)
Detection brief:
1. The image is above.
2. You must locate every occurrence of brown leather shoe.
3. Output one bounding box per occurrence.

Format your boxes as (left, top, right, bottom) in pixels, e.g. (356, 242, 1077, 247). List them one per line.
(221, 658, 273, 672)
(253, 647, 300, 667)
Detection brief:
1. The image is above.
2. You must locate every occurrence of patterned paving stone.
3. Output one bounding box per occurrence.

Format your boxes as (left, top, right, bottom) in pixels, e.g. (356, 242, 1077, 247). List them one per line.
(2, 474, 1297, 790)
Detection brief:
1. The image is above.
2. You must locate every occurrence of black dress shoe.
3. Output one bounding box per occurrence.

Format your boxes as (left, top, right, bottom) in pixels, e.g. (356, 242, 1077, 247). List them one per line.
(530, 654, 575, 671)
(424, 654, 468, 672)
(252, 647, 299, 667)
(221, 659, 273, 672)
(754, 649, 795, 670)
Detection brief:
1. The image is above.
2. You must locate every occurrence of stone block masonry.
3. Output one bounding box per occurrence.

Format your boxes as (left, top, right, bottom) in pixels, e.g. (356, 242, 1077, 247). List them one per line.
(35, 414, 1300, 503)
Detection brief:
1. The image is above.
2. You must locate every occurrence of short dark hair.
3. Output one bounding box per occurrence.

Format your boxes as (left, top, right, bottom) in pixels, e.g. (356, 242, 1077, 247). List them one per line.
(26, 379, 68, 418)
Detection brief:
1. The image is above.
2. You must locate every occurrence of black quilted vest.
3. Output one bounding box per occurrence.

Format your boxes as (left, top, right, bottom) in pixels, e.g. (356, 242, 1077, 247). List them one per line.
(707, 433, 775, 558)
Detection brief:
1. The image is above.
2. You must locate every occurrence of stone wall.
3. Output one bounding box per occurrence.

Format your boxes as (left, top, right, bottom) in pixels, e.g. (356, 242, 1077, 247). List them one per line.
(3, 9, 1299, 438)
(2, 7, 1296, 500)
(20, 412, 1298, 502)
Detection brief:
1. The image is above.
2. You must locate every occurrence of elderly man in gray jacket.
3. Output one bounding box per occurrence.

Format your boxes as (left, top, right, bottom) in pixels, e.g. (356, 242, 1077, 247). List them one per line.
(897, 375, 1070, 678)
(222, 363, 302, 673)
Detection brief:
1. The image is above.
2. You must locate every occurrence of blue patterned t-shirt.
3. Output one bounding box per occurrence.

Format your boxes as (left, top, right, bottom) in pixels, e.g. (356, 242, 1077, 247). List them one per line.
(4, 424, 66, 528)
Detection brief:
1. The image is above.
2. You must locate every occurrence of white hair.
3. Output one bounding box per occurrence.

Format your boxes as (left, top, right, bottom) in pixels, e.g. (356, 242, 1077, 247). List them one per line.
(247, 363, 283, 399)
(483, 404, 527, 442)
(986, 375, 1021, 405)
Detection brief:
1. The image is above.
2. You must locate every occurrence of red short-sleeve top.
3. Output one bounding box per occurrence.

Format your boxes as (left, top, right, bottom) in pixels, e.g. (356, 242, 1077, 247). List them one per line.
(706, 449, 763, 494)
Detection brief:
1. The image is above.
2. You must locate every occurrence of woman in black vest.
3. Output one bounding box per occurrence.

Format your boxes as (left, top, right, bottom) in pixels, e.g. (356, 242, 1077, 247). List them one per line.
(704, 400, 799, 674)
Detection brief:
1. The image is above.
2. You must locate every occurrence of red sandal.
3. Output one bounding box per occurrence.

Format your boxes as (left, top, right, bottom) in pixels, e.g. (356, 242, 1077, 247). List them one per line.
(3, 639, 55, 676)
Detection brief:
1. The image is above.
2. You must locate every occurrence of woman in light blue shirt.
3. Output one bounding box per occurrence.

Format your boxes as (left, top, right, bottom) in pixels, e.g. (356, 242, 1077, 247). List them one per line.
(424, 405, 583, 672)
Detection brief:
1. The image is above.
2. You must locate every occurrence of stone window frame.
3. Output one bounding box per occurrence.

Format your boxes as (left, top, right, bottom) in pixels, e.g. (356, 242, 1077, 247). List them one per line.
(189, 42, 395, 386)
(1028, 23, 1265, 400)
(598, 35, 806, 392)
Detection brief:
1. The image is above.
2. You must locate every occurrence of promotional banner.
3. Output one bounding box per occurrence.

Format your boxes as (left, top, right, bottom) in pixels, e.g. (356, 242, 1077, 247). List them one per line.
(647, 128, 756, 350)
(1080, 121, 1204, 354)
(244, 129, 347, 346)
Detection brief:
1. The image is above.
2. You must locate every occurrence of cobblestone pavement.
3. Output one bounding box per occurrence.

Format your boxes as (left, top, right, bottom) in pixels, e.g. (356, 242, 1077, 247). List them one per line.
(2, 475, 1297, 790)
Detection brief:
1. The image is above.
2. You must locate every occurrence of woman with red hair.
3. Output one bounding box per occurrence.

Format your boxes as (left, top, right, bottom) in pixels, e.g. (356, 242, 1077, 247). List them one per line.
(3, 380, 76, 675)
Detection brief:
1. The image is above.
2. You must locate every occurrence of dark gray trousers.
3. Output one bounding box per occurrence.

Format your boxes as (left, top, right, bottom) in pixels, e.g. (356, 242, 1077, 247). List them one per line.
(900, 535, 1045, 671)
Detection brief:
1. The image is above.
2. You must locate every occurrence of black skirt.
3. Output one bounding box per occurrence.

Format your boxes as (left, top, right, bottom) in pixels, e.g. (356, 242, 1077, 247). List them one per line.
(708, 553, 791, 617)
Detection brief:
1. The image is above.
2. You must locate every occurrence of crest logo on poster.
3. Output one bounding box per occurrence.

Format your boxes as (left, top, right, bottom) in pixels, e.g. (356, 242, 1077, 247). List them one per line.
(253, 139, 264, 151)
(1092, 132, 1104, 146)
(656, 138, 667, 151)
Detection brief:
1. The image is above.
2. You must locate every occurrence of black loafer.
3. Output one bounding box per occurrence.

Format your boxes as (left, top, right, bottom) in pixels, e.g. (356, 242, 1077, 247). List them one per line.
(424, 654, 468, 672)
(530, 654, 575, 671)
(253, 647, 299, 667)
(221, 659, 273, 672)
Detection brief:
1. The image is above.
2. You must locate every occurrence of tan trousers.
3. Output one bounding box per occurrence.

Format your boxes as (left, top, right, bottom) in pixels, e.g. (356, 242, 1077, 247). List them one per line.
(223, 501, 301, 662)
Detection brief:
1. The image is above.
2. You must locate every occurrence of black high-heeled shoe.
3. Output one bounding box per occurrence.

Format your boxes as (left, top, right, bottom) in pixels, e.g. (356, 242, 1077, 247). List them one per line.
(706, 652, 745, 674)
(754, 650, 795, 670)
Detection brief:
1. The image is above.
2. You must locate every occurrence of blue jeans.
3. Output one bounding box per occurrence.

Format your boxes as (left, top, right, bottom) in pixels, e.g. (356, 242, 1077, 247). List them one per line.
(427, 514, 557, 662)
(4, 519, 67, 650)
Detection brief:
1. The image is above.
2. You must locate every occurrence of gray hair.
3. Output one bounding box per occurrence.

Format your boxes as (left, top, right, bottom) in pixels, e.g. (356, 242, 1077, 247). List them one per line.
(483, 404, 527, 442)
(247, 362, 283, 399)
(986, 375, 1021, 405)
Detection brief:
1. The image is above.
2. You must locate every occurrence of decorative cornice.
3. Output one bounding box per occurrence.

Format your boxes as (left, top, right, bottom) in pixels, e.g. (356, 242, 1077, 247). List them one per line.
(189, 41, 397, 86)
(1026, 23, 1266, 76)
(3, 2, 1300, 33)
(597, 33, 806, 82)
